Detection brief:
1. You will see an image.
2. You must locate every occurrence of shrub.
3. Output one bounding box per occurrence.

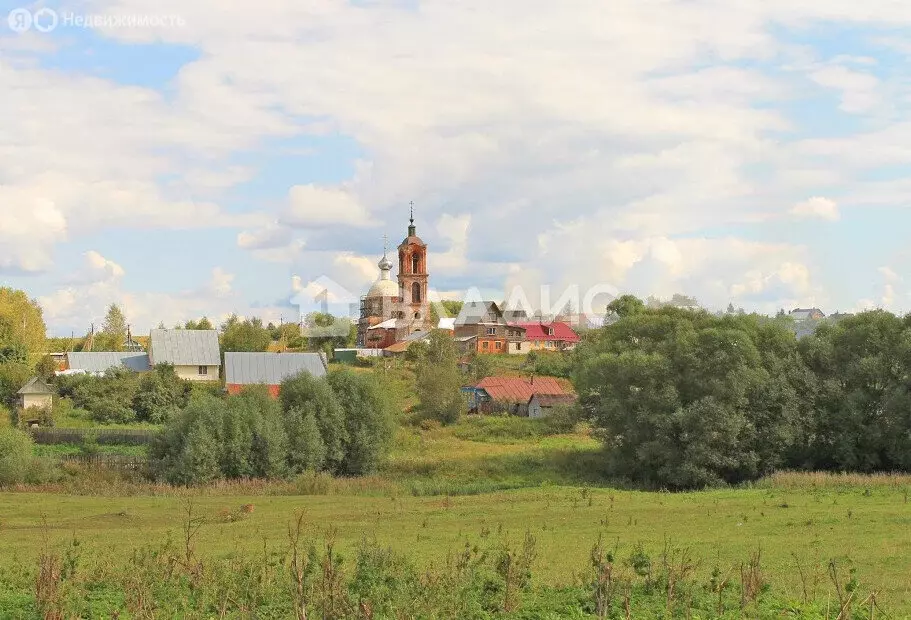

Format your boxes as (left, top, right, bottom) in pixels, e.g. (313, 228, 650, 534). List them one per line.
(151, 388, 289, 484)
(281, 372, 347, 473)
(132, 364, 191, 423)
(328, 369, 395, 476)
(0, 426, 34, 485)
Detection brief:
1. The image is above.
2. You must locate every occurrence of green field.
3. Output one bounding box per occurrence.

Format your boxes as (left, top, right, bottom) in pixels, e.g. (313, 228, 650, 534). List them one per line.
(4, 417, 911, 616)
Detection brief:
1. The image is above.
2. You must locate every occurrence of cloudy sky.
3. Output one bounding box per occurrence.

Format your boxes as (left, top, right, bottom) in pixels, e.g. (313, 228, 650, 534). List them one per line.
(2, 0, 911, 335)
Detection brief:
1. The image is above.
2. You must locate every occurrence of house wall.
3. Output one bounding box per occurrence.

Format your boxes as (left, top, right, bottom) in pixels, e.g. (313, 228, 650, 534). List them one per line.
(508, 341, 526, 355)
(174, 365, 220, 381)
(20, 393, 53, 410)
(528, 397, 542, 419)
(227, 384, 281, 398)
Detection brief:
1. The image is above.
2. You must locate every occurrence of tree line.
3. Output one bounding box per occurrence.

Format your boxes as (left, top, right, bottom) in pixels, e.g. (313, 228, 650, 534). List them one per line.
(574, 296, 911, 489)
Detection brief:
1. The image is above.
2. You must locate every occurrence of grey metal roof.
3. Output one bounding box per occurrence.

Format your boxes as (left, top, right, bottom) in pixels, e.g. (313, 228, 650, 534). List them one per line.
(66, 352, 151, 373)
(18, 376, 53, 395)
(224, 352, 328, 385)
(455, 301, 505, 326)
(150, 329, 220, 366)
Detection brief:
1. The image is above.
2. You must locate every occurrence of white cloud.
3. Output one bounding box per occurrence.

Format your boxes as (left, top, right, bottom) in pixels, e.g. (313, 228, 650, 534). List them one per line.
(790, 197, 840, 221)
(284, 185, 375, 228)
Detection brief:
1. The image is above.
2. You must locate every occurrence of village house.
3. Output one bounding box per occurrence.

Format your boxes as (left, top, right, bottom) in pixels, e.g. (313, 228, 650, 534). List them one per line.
(790, 308, 825, 321)
(509, 321, 580, 352)
(527, 393, 577, 418)
(17, 377, 54, 411)
(468, 375, 572, 416)
(454, 301, 510, 354)
(224, 352, 328, 397)
(148, 329, 221, 381)
(64, 351, 151, 375)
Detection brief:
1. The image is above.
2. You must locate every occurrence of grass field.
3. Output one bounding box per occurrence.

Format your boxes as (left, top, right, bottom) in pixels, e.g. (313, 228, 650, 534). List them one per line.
(1, 481, 910, 611)
(5, 415, 911, 613)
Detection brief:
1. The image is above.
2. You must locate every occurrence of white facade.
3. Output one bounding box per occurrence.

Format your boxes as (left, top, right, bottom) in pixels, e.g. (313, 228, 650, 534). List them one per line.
(173, 364, 220, 382)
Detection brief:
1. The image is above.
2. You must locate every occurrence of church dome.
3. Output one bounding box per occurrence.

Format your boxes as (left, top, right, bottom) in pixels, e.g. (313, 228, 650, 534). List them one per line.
(367, 252, 398, 298)
(368, 278, 399, 298)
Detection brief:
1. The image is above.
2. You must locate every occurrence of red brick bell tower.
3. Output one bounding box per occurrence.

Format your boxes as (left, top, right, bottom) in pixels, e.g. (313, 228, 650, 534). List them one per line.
(398, 203, 430, 333)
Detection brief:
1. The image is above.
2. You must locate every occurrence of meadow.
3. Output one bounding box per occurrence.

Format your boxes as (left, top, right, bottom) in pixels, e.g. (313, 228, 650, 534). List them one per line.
(2, 417, 911, 616)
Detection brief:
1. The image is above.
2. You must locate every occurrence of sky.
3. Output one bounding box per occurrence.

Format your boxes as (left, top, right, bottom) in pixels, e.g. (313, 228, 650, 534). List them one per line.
(2, 0, 911, 336)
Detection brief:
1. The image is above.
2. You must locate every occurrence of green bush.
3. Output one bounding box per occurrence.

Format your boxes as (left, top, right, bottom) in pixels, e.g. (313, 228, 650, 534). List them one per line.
(132, 364, 191, 423)
(0, 427, 34, 485)
(151, 388, 289, 485)
(328, 369, 395, 476)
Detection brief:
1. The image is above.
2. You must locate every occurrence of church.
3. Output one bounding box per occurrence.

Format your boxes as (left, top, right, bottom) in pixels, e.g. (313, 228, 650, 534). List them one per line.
(356, 210, 431, 348)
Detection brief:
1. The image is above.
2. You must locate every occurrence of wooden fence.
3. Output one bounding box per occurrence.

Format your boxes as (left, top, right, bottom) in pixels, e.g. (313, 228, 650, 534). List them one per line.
(29, 428, 156, 446)
(56, 454, 148, 471)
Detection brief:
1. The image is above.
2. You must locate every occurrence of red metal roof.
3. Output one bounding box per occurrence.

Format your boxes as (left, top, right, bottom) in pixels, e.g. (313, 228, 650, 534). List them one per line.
(509, 321, 580, 342)
(476, 376, 568, 402)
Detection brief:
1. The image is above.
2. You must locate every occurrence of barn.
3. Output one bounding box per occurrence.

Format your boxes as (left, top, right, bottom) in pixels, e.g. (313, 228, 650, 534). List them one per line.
(224, 352, 329, 398)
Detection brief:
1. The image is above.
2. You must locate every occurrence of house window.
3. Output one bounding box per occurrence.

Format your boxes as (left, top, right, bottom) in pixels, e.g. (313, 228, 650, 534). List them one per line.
(547, 327, 555, 336)
(198, 365, 208, 376)
(495, 341, 501, 350)
(482, 341, 489, 350)
(516, 342, 522, 351)
(486, 327, 496, 336)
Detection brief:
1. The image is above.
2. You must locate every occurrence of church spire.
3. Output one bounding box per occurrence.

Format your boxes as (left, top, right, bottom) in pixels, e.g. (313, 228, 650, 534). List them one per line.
(408, 201, 416, 237)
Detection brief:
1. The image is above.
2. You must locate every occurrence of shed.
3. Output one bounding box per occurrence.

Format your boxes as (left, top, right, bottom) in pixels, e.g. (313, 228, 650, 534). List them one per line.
(65, 352, 151, 374)
(224, 352, 329, 398)
(17, 377, 54, 412)
(528, 393, 577, 419)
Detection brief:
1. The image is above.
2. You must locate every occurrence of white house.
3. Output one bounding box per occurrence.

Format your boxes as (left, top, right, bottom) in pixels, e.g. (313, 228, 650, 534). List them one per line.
(148, 329, 221, 381)
(18, 377, 54, 411)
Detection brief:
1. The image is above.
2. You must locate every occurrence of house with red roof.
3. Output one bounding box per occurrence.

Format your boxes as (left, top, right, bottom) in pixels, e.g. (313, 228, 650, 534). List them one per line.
(508, 321, 580, 353)
(470, 375, 575, 416)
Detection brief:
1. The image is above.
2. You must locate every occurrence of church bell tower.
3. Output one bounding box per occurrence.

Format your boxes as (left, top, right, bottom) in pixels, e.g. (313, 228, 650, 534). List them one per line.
(398, 203, 430, 331)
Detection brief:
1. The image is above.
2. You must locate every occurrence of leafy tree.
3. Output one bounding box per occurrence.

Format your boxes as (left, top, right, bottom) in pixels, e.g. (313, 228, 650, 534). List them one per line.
(327, 369, 395, 475)
(221, 316, 271, 352)
(0, 427, 35, 485)
(0, 362, 32, 407)
(280, 371, 348, 472)
(414, 331, 464, 425)
(133, 364, 191, 423)
(799, 311, 911, 471)
(151, 388, 289, 484)
(98, 303, 128, 351)
(575, 308, 808, 489)
(0, 288, 46, 366)
(303, 312, 354, 352)
(606, 295, 645, 318)
(185, 317, 214, 331)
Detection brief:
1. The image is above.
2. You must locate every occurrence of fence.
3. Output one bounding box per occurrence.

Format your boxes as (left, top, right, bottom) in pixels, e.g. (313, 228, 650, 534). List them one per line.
(29, 428, 156, 446)
(56, 454, 148, 471)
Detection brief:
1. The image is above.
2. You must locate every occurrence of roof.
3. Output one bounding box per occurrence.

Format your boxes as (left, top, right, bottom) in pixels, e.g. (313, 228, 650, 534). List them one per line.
(66, 352, 151, 373)
(18, 376, 53, 395)
(368, 318, 400, 331)
(224, 352, 328, 385)
(530, 393, 577, 406)
(455, 301, 505, 326)
(509, 321, 580, 342)
(385, 331, 431, 353)
(476, 376, 569, 403)
(437, 317, 456, 331)
(150, 329, 220, 366)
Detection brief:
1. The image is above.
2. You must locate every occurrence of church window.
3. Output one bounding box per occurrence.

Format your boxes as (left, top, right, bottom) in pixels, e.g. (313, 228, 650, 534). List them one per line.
(412, 282, 422, 303)
(412, 253, 421, 274)
(414, 312, 421, 319)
